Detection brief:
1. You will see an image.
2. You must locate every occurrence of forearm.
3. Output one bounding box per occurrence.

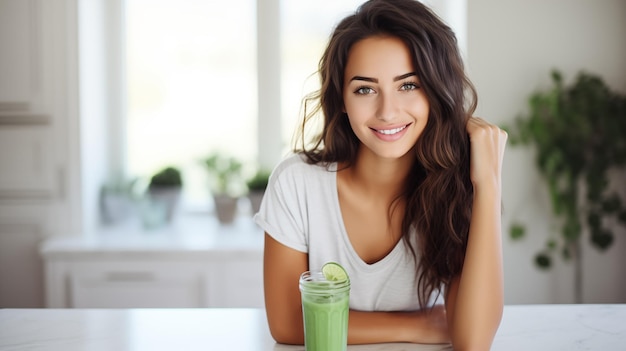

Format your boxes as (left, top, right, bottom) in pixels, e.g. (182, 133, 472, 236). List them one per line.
(448, 184, 504, 350)
(348, 307, 449, 344)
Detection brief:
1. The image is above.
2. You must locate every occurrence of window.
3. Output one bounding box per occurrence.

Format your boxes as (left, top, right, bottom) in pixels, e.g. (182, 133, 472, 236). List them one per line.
(123, 0, 366, 210)
(280, 0, 365, 147)
(79, 0, 465, 232)
(120, 0, 466, 212)
(125, 0, 257, 207)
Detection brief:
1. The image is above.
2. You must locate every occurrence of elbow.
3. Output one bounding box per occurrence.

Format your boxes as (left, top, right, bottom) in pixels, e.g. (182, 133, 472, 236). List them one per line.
(268, 321, 304, 345)
(451, 330, 501, 351)
(451, 308, 503, 351)
(451, 330, 498, 351)
(491, 297, 504, 334)
(264, 297, 305, 344)
(496, 303, 504, 326)
(453, 342, 494, 351)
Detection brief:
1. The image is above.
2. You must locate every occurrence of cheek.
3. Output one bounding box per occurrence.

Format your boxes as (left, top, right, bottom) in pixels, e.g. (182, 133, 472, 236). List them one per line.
(410, 95, 430, 119)
(417, 104, 430, 119)
(343, 104, 358, 120)
(344, 98, 372, 121)
(345, 108, 371, 136)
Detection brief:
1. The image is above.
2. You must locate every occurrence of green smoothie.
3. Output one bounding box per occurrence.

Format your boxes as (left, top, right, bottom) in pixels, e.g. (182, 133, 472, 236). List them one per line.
(299, 271, 350, 351)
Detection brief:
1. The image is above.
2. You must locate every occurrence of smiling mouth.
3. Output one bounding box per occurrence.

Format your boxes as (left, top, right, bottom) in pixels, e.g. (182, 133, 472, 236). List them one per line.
(373, 124, 410, 135)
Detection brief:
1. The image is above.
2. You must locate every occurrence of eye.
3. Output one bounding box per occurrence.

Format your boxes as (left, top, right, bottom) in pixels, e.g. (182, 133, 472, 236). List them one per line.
(354, 86, 375, 95)
(400, 82, 420, 91)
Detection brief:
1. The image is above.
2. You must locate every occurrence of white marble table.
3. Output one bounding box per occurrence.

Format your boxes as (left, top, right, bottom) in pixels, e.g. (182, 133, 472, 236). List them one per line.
(1, 305, 625, 350)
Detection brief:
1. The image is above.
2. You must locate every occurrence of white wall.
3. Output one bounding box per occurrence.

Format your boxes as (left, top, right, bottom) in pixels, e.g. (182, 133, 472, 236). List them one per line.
(78, 0, 126, 235)
(79, 0, 109, 235)
(467, 0, 626, 304)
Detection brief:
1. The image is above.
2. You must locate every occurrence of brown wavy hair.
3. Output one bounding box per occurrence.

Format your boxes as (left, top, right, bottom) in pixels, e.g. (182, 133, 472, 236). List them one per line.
(295, 0, 476, 308)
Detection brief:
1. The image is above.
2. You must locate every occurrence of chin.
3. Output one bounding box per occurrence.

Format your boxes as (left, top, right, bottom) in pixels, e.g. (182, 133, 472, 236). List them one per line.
(372, 148, 414, 160)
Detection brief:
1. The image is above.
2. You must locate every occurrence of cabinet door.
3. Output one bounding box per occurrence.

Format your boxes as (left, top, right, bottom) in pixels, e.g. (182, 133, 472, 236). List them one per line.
(0, 0, 81, 308)
(69, 262, 203, 308)
(207, 258, 264, 308)
(0, 222, 44, 307)
(0, 0, 59, 197)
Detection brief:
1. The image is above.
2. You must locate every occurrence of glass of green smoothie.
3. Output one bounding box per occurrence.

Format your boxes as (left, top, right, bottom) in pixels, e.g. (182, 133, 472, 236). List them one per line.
(299, 263, 350, 351)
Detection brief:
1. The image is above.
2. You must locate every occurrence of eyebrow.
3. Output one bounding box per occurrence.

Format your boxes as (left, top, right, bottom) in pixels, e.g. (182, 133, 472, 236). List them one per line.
(349, 72, 417, 83)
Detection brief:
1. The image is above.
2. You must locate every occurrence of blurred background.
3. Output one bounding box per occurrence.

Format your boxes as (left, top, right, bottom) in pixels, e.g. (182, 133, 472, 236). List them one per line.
(0, 0, 624, 308)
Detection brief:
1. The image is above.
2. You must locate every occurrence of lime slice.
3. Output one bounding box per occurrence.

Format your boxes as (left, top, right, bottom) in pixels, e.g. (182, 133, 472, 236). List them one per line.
(322, 262, 349, 282)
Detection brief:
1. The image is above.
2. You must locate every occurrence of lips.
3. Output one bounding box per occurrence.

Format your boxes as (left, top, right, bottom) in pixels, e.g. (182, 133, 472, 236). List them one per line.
(372, 123, 411, 135)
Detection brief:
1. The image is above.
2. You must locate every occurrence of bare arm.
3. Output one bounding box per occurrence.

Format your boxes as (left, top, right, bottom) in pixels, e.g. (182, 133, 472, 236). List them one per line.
(264, 234, 449, 345)
(263, 233, 308, 344)
(445, 117, 507, 350)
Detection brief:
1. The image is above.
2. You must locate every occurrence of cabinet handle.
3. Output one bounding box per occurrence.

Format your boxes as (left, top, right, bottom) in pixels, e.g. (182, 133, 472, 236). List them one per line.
(105, 271, 156, 282)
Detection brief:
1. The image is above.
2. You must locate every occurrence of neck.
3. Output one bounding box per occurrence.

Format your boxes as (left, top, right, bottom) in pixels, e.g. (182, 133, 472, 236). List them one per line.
(343, 148, 414, 200)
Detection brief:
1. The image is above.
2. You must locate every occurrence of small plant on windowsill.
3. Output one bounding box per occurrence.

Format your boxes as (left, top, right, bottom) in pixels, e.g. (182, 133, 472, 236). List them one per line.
(146, 166, 183, 225)
(100, 176, 139, 225)
(149, 166, 183, 189)
(246, 168, 271, 215)
(504, 70, 626, 303)
(203, 152, 244, 224)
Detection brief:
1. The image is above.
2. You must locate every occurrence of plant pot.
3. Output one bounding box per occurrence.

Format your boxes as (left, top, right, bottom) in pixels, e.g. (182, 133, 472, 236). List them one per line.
(247, 190, 265, 215)
(213, 194, 239, 224)
(100, 191, 134, 225)
(147, 186, 181, 222)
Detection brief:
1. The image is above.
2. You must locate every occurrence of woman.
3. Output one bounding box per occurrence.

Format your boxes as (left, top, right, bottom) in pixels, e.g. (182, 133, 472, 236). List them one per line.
(254, 0, 506, 349)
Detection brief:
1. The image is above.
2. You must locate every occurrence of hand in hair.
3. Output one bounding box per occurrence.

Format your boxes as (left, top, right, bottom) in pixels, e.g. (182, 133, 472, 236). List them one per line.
(466, 116, 508, 189)
(444, 116, 506, 350)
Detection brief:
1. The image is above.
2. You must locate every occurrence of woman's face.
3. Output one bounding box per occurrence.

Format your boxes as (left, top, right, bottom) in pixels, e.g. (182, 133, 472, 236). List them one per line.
(343, 35, 430, 160)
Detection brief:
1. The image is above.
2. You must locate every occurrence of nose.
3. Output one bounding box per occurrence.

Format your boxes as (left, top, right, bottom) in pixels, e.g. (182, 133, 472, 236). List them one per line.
(376, 91, 398, 122)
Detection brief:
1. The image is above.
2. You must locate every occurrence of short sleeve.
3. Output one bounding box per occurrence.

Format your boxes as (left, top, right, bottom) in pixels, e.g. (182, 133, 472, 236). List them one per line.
(254, 156, 309, 253)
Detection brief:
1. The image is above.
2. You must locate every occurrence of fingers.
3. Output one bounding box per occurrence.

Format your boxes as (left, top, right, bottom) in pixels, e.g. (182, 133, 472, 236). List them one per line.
(467, 117, 508, 148)
(466, 117, 508, 186)
(467, 117, 506, 134)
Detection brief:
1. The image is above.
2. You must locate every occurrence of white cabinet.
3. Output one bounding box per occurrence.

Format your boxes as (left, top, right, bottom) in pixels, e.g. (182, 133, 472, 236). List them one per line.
(69, 261, 204, 308)
(207, 260, 265, 308)
(41, 218, 265, 308)
(0, 0, 77, 210)
(0, 0, 82, 308)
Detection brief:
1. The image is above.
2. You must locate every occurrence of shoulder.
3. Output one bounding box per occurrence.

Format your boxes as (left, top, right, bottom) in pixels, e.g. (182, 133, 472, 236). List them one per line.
(271, 153, 309, 173)
(269, 153, 331, 185)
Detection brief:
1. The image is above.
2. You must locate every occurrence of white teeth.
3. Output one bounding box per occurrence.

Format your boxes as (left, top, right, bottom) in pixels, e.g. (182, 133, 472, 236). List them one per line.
(377, 125, 407, 135)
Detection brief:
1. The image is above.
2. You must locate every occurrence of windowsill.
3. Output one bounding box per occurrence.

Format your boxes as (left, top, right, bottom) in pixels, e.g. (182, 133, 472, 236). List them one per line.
(40, 213, 264, 260)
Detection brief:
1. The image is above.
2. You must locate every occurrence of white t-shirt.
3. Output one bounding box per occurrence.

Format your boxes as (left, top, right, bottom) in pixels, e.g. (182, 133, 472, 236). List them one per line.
(255, 154, 440, 311)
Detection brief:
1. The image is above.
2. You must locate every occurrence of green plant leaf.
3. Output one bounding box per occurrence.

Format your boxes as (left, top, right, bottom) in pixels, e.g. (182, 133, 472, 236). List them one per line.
(601, 194, 622, 214)
(246, 169, 271, 191)
(562, 219, 581, 242)
(587, 211, 601, 230)
(535, 253, 552, 270)
(149, 167, 182, 188)
(591, 229, 614, 250)
(508, 70, 626, 270)
(203, 152, 244, 195)
(509, 223, 526, 240)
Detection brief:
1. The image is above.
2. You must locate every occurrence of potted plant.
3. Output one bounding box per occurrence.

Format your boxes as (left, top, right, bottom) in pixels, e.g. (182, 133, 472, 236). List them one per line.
(504, 70, 626, 302)
(100, 176, 138, 225)
(246, 168, 271, 214)
(203, 152, 244, 224)
(146, 166, 183, 223)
